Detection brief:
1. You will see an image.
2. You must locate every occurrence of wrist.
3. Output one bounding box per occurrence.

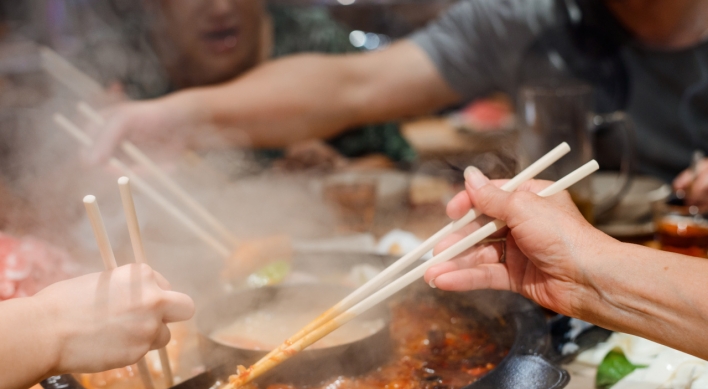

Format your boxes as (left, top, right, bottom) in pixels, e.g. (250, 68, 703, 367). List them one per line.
(570, 232, 625, 321)
(28, 293, 65, 377)
(163, 90, 224, 150)
(164, 89, 212, 127)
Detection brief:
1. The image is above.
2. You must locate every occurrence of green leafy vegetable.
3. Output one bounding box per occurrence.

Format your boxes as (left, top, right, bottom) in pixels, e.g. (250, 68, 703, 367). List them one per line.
(596, 350, 646, 389)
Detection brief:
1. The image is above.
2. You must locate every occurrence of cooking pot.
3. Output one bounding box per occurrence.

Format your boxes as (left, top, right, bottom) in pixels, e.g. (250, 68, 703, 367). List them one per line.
(43, 251, 570, 389)
(196, 284, 392, 386)
(179, 251, 568, 389)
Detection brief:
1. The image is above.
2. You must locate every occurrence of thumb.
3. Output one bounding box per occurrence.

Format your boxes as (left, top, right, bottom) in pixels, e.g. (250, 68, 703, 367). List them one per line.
(464, 167, 513, 221)
(464, 166, 541, 227)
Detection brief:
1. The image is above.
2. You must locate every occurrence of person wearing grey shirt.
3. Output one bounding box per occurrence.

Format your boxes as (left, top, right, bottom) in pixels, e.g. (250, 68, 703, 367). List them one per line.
(86, 0, 708, 206)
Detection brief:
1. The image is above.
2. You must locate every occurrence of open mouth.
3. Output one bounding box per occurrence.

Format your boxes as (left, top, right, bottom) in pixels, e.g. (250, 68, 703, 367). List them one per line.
(202, 27, 239, 53)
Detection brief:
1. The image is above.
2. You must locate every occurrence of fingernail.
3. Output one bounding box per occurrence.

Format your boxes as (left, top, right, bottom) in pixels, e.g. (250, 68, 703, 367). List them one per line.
(428, 278, 437, 289)
(464, 166, 489, 189)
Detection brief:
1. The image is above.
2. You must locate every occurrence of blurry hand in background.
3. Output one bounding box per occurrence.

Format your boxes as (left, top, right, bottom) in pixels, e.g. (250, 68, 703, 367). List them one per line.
(83, 97, 208, 167)
(673, 157, 708, 208)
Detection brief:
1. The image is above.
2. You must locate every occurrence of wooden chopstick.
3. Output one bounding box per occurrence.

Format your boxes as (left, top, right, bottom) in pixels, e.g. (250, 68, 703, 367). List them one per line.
(55, 114, 231, 258)
(226, 160, 600, 388)
(39, 46, 105, 101)
(78, 102, 238, 246)
(118, 177, 174, 387)
(251, 142, 571, 365)
(83, 195, 156, 389)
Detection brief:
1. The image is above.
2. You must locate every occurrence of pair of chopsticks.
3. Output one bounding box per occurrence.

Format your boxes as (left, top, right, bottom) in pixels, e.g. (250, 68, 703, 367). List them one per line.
(225, 143, 599, 388)
(42, 44, 236, 256)
(54, 105, 235, 258)
(83, 177, 174, 388)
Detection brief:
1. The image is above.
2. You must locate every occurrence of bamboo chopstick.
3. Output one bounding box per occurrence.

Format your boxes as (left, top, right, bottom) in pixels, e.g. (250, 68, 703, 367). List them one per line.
(117, 177, 174, 387)
(226, 160, 600, 388)
(56, 114, 231, 258)
(39, 46, 105, 100)
(79, 102, 238, 246)
(83, 195, 156, 389)
(253, 142, 570, 364)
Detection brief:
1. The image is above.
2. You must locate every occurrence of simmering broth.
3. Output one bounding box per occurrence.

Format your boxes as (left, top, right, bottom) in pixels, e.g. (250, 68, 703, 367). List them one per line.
(210, 307, 385, 350)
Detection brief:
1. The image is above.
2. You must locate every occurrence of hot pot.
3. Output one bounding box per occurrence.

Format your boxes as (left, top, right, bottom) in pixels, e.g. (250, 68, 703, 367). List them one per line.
(42, 251, 569, 389)
(196, 284, 392, 386)
(180, 252, 569, 389)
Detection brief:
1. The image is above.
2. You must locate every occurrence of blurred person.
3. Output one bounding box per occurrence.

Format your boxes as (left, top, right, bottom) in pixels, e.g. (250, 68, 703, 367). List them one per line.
(0, 263, 195, 389)
(423, 166, 708, 360)
(69, 0, 414, 167)
(86, 0, 708, 203)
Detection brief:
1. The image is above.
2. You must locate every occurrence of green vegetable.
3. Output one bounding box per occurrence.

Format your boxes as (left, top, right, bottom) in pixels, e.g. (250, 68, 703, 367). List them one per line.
(246, 260, 291, 288)
(596, 350, 646, 389)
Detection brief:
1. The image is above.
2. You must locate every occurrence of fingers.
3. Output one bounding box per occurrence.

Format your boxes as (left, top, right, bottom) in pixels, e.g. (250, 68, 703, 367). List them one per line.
(87, 118, 127, 165)
(425, 242, 503, 283)
(464, 167, 555, 229)
(673, 168, 693, 190)
(687, 170, 708, 206)
(150, 324, 172, 350)
(118, 264, 193, 323)
(160, 291, 195, 323)
(447, 190, 473, 220)
(431, 264, 511, 292)
(152, 271, 172, 291)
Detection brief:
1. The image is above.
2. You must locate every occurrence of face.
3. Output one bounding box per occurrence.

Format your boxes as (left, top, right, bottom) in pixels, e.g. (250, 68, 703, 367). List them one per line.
(151, 0, 266, 88)
(604, 0, 708, 49)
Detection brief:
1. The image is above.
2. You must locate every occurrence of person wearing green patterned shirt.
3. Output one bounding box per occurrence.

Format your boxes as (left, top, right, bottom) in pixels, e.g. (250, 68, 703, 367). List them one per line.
(71, 0, 414, 167)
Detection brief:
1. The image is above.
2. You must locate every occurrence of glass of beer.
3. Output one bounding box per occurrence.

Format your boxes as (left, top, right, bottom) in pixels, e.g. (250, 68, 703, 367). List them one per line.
(517, 82, 635, 224)
(654, 204, 708, 258)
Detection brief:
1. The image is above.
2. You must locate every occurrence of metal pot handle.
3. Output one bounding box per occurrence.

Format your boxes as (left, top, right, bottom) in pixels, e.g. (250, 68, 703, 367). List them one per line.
(41, 375, 86, 389)
(590, 111, 636, 217)
(470, 354, 570, 389)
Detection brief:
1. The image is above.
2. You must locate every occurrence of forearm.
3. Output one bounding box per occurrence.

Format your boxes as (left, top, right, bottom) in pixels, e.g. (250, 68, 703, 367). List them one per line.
(579, 241, 708, 359)
(166, 41, 459, 149)
(0, 297, 58, 389)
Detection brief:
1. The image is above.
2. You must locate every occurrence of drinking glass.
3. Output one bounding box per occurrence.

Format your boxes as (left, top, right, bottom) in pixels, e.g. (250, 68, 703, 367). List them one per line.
(517, 83, 635, 223)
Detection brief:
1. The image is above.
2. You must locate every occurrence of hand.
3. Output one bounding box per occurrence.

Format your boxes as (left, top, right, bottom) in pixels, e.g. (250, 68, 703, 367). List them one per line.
(423, 167, 616, 317)
(673, 157, 708, 208)
(84, 95, 209, 166)
(34, 263, 194, 375)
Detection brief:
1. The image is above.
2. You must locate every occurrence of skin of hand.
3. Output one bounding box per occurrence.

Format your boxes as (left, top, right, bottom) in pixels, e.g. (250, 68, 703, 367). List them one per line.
(425, 167, 708, 360)
(86, 41, 460, 166)
(672, 157, 708, 208)
(0, 263, 195, 389)
(84, 98, 213, 166)
(424, 167, 611, 317)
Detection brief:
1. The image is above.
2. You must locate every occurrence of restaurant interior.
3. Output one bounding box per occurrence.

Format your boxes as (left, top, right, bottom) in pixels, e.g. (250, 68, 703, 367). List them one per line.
(0, 1, 707, 389)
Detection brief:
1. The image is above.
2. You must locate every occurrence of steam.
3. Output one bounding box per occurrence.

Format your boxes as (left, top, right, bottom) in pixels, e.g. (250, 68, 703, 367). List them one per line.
(0, 42, 337, 302)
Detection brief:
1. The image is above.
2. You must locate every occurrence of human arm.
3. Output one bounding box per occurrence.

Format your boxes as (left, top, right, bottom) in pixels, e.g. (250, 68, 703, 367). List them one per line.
(0, 263, 194, 389)
(424, 167, 708, 360)
(87, 41, 460, 164)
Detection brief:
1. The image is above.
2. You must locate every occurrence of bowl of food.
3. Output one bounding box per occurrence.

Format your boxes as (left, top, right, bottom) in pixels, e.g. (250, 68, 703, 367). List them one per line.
(196, 284, 391, 386)
(592, 172, 671, 225)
